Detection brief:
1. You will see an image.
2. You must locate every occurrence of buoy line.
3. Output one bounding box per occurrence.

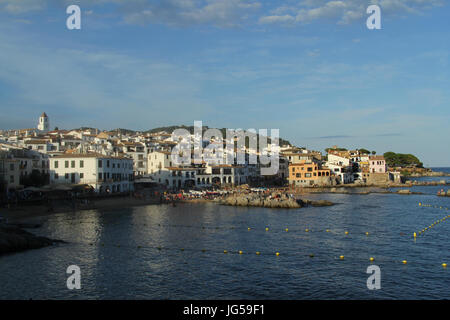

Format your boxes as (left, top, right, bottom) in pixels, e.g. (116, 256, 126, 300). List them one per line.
(60, 219, 390, 236)
(416, 203, 450, 238)
(72, 242, 448, 267)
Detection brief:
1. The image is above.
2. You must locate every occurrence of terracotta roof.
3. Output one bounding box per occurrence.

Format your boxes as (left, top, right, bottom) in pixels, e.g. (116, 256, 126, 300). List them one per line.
(53, 152, 132, 160)
(166, 167, 196, 171)
(25, 140, 48, 145)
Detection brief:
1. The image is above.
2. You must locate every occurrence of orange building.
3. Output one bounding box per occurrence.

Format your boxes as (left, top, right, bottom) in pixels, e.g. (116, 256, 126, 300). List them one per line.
(288, 160, 332, 187)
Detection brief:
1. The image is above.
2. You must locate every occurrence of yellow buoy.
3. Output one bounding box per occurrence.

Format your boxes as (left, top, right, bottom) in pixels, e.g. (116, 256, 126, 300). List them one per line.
(326, 229, 330, 232)
(345, 231, 349, 235)
(402, 260, 407, 264)
(370, 257, 374, 262)
(442, 263, 447, 268)
(224, 250, 228, 254)
(239, 250, 243, 254)
(248, 227, 251, 231)
(305, 228, 309, 232)
(256, 251, 260, 255)
(340, 255, 344, 260)
(365, 232, 369, 236)
(285, 228, 289, 232)
(413, 232, 417, 238)
(276, 252, 280, 256)
(265, 227, 269, 231)
(419, 202, 422, 206)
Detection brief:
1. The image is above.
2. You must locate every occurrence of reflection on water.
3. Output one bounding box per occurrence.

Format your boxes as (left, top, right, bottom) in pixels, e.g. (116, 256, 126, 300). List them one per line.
(0, 183, 449, 299)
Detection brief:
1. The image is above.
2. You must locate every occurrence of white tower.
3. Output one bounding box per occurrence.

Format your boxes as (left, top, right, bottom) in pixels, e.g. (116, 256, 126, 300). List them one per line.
(38, 112, 49, 132)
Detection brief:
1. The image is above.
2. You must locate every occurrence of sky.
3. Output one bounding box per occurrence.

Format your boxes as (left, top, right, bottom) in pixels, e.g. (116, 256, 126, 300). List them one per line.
(0, 0, 449, 166)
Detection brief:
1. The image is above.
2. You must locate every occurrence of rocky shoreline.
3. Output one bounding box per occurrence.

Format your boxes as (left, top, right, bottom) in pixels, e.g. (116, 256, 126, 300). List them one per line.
(219, 194, 334, 209)
(409, 171, 450, 177)
(0, 223, 63, 256)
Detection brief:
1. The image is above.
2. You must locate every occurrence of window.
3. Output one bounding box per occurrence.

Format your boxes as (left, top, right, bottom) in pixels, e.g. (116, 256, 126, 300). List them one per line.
(98, 160, 103, 168)
(10, 163, 14, 171)
(305, 173, 312, 178)
(71, 161, 75, 168)
(107, 160, 110, 168)
(65, 161, 69, 168)
(55, 173, 59, 179)
(10, 175, 14, 183)
(65, 173, 69, 179)
(80, 173, 84, 179)
(80, 160, 84, 168)
(98, 173, 102, 180)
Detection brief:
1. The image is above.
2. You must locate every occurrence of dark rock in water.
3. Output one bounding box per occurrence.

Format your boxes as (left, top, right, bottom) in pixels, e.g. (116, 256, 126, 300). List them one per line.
(6, 223, 42, 229)
(0, 224, 63, 256)
(304, 200, 335, 207)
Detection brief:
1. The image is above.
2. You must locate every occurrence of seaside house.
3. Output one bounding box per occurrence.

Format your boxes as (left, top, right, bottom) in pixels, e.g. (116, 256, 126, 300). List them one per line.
(50, 153, 134, 193)
(369, 155, 387, 173)
(288, 159, 332, 187)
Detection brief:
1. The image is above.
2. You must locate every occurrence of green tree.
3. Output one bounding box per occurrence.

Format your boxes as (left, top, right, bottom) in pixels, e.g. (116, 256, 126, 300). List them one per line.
(358, 148, 370, 154)
(383, 152, 423, 168)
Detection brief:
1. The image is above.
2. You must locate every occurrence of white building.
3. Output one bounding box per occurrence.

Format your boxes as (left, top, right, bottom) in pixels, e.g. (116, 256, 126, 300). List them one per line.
(327, 153, 351, 167)
(50, 153, 134, 193)
(37, 112, 49, 132)
(326, 163, 354, 184)
(147, 150, 249, 189)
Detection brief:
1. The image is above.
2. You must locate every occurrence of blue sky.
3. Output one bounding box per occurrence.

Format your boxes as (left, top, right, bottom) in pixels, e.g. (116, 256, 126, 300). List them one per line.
(0, 0, 449, 166)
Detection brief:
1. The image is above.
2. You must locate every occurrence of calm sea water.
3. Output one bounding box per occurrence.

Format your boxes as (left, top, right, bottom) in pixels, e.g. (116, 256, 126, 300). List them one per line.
(1, 171, 449, 300)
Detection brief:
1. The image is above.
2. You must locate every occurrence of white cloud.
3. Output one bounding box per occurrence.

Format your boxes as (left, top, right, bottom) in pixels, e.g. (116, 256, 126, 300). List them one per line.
(122, 0, 262, 27)
(258, 14, 294, 24)
(0, 0, 445, 27)
(0, 0, 47, 14)
(259, 0, 445, 25)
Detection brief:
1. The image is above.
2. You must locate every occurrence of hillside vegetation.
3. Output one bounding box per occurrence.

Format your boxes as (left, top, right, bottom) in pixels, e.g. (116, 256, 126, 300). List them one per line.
(383, 152, 423, 168)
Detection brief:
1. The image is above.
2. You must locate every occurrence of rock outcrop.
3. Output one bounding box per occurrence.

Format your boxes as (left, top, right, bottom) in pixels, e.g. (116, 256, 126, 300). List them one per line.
(0, 224, 62, 256)
(220, 193, 334, 209)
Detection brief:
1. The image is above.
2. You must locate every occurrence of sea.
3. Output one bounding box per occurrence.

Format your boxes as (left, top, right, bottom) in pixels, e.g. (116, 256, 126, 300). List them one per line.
(0, 168, 449, 299)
